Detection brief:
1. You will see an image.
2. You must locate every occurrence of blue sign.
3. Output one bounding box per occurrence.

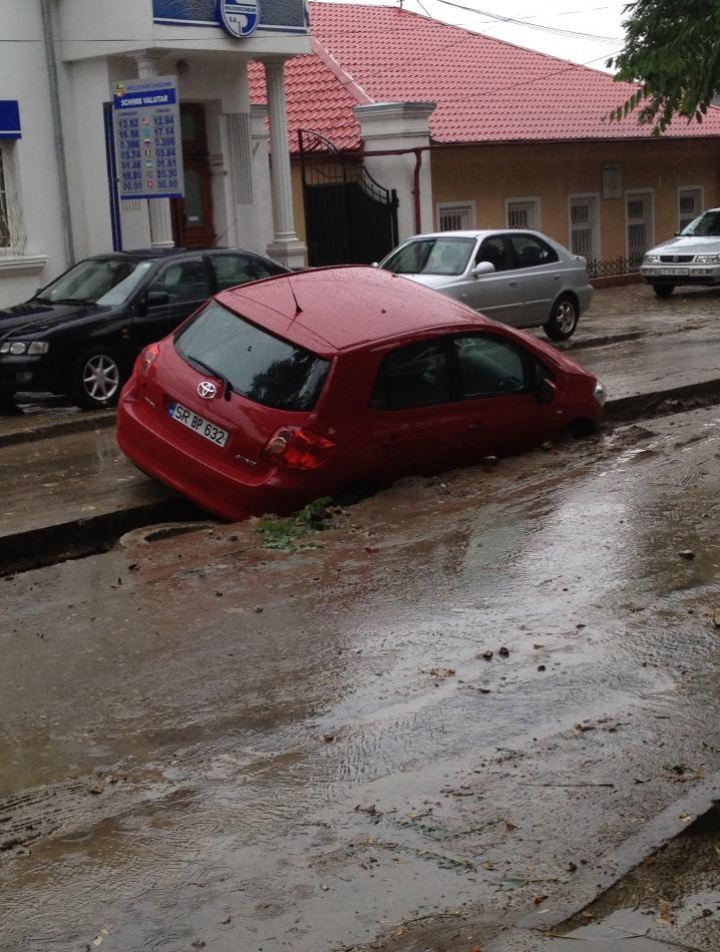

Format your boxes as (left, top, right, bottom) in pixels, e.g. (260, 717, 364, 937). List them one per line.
(112, 77, 184, 201)
(219, 0, 259, 37)
(152, 0, 306, 33)
(0, 101, 21, 139)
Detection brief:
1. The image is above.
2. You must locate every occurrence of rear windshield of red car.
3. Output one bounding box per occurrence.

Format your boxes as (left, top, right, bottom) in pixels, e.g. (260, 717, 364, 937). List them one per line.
(175, 300, 331, 411)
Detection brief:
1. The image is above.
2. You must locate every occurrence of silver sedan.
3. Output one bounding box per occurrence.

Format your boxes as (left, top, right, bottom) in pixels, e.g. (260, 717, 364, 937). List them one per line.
(641, 207, 720, 297)
(378, 229, 593, 341)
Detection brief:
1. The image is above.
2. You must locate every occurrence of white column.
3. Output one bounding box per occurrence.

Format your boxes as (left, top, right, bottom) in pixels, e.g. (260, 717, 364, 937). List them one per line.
(135, 52, 175, 250)
(354, 102, 436, 241)
(263, 59, 306, 269)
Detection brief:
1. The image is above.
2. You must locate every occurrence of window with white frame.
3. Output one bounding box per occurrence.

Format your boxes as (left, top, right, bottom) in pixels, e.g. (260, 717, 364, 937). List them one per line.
(506, 197, 540, 230)
(437, 202, 475, 231)
(678, 186, 703, 231)
(626, 190, 654, 267)
(0, 143, 24, 253)
(568, 194, 600, 263)
(0, 147, 9, 248)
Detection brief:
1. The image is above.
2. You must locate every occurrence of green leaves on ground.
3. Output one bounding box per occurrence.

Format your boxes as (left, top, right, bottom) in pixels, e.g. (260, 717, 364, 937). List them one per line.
(257, 498, 335, 551)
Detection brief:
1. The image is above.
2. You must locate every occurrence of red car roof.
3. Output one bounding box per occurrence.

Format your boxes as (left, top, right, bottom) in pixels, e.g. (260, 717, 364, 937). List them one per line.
(216, 266, 490, 354)
(249, 3, 720, 151)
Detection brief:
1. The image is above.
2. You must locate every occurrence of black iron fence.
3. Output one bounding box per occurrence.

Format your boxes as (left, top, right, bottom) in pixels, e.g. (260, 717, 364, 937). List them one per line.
(587, 255, 644, 279)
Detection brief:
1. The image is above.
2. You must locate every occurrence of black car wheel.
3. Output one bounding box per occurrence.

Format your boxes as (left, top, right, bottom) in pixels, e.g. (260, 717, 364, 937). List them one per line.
(652, 284, 675, 298)
(544, 295, 579, 341)
(70, 346, 123, 410)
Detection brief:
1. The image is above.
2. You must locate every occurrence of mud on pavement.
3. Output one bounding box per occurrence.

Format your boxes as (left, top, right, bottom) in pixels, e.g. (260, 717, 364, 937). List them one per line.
(3, 405, 720, 951)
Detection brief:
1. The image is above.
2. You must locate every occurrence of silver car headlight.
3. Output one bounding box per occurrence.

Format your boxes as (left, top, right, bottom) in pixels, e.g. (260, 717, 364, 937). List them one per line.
(0, 340, 49, 355)
(643, 254, 661, 264)
(593, 379, 607, 407)
(695, 254, 720, 264)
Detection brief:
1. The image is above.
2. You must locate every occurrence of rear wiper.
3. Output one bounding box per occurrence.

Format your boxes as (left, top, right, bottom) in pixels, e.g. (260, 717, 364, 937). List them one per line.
(188, 356, 233, 400)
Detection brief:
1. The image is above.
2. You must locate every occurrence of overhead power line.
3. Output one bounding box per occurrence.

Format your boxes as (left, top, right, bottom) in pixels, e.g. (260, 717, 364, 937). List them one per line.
(426, 0, 622, 42)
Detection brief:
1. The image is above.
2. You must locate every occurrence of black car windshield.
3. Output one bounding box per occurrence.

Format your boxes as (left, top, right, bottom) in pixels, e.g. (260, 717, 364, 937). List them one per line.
(175, 300, 331, 412)
(37, 258, 153, 306)
(381, 238, 475, 276)
(681, 210, 720, 237)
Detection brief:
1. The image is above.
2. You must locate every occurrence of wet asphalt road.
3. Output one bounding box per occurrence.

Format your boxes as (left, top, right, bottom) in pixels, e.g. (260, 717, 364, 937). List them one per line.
(2, 282, 720, 952)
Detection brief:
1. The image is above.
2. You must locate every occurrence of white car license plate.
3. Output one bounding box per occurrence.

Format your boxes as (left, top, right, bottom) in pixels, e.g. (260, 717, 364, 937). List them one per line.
(660, 267, 689, 276)
(169, 401, 229, 447)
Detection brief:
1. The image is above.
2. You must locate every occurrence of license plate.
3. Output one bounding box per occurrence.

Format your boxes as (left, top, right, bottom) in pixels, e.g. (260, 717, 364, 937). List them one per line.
(168, 401, 229, 447)
(659, 267, 689, 276)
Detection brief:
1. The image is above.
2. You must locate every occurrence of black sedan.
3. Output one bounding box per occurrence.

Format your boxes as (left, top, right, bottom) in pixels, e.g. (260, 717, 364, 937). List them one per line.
(0, 247, 288, 410)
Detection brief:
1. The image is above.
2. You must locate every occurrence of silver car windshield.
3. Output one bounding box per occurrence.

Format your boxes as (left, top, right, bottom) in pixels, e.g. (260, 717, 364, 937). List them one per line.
(681, 210, 720, 237)
(37, 258, 153, 306)
(382, 238, 475, 276)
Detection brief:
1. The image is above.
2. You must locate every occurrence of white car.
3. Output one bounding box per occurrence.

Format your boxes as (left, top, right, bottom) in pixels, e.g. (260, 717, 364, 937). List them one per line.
(641, 208, 720, 297)
(378, 229, 593, 341)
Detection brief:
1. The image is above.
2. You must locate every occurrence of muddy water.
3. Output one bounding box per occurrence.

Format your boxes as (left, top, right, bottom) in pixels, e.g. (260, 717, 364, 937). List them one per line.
(3, 409, 720, 951)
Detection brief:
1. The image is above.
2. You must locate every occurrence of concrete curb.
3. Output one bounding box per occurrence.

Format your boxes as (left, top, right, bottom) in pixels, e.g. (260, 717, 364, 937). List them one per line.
(0, 409, 115, 448)
(604, 376, 720, 421)
(0, 496, 198, 577)
(485, 773, 720, 949)
(560, 330, 645, 352)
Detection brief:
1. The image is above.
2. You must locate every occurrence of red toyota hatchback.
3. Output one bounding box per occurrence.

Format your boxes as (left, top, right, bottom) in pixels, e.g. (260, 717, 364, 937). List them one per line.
(116, 266, 605, 521)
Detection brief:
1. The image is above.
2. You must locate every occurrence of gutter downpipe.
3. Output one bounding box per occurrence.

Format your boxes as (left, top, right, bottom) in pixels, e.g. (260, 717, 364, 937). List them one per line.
(413, 148, 422, 234)
(40, 0, 75, 267)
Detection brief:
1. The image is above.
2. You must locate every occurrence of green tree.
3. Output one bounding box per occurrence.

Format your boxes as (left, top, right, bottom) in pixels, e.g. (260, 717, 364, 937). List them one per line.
(608, 0, 720, 133)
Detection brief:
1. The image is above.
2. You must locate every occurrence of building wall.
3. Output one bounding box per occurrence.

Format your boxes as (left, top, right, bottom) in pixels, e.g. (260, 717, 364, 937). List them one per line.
(0, 0, 309, 308)
(0, 0, 70, 306)
(431, 138, 720, 268)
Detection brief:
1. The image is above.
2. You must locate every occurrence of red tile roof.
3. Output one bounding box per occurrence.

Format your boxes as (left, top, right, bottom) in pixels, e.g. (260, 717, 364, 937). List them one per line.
(249, 2, 720, 152)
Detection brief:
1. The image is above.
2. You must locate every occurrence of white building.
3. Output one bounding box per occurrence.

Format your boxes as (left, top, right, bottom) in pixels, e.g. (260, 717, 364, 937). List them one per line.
(0, 0, 309, 308)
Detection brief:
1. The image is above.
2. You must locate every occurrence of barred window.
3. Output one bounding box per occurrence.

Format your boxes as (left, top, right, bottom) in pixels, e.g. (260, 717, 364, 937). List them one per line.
(569, 195, 600, 262)
(625, 191, 654, 268)
(506, 198, 540, 230)
(678, 187, 703, 232)
(437, 202, 475, 231)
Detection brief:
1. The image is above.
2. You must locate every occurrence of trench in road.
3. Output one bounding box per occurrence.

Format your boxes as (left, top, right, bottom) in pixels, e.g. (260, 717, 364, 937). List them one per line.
(3, 377, 720, 580)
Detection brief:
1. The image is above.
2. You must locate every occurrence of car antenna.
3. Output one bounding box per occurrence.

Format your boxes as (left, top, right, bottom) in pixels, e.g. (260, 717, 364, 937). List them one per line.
(287, 275, 303, 318)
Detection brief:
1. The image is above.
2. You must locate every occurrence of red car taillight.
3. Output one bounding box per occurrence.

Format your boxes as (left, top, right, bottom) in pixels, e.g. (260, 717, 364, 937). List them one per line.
(262, 426, 336, 470)
(135, 343, 160, 382)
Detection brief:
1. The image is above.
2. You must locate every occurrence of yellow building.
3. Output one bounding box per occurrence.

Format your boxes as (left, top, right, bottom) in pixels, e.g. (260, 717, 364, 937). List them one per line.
(250, 3, 720, 278)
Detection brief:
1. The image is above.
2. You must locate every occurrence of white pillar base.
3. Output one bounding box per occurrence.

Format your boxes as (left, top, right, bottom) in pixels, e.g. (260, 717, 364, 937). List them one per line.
(266, 237, 308, 271)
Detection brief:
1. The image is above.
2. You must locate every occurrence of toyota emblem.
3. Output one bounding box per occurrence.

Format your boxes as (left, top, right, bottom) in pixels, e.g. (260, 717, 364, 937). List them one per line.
(197, 381, 218, 400)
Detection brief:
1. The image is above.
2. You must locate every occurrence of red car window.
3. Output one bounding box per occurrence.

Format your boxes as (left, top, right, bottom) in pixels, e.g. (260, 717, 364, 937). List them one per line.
(453, 334, 531, 398)
(371, 339, 451, 411)
(175, 300, 330, 411)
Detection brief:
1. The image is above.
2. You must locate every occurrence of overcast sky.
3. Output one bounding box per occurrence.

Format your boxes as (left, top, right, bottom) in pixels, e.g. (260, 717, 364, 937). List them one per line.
(335, 0, 630, 72)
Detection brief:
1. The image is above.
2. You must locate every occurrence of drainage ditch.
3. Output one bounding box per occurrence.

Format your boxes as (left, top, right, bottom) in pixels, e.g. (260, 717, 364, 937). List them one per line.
(4, 379, 720, 581)
(0, 497, 209, 579)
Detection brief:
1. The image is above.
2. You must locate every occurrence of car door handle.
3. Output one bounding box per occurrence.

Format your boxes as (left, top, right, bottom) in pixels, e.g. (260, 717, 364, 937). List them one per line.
(467, 422, 484, 432)
(379, 437, 401, 448)
(508, 280, 518, 287)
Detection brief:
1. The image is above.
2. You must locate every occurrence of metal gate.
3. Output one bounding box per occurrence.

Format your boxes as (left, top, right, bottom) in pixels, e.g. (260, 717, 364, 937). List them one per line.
(298, 130, 399, 267)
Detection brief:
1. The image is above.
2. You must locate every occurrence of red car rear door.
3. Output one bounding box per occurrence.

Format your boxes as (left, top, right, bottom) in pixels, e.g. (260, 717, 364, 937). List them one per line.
(366, 338, 468, 482)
